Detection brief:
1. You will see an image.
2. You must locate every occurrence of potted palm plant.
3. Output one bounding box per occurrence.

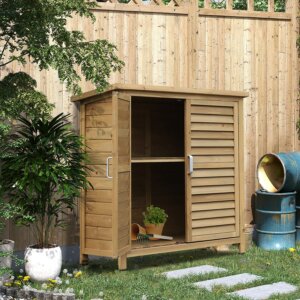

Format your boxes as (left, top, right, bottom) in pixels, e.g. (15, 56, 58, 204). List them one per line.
(0, 113, 90, 282)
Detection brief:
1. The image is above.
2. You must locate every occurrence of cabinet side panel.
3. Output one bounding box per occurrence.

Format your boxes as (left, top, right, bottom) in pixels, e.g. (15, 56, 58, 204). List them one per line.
(82, 98, 114, 257)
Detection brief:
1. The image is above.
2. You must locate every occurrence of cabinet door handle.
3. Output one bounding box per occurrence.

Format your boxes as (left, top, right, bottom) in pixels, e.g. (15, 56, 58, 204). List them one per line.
(106, 156, 113, 179)
(188, 155, 193, 174)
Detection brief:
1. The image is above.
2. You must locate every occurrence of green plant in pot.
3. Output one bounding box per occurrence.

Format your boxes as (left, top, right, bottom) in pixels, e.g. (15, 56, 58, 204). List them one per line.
(0, 200, 20, 272)
(143, 205, 168, 239)
(0, 113, 91, 282)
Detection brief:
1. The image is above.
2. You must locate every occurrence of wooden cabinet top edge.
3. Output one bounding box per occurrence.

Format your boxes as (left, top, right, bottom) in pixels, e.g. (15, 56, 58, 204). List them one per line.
(71, 84, 249, 103)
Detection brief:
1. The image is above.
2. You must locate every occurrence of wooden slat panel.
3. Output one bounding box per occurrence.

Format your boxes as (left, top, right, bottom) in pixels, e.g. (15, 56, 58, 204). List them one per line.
(192, 185, 235, 195)
(87, 153, 111, 165)
(192, 193, 235, 203)
(87, 177, 113, 190)
(86, 226, 112, 240)
(86, 239, 112, 251)
(192, 140, 234, 147)
(191, 131, 234, 139)
(86, 202, 112, 215)
(86, 102, 112, 116)
(192, 217, 235, 227)
(86, 128, 112, 139)
(191, 114, 234, 124)
(192, 209, 235, 219)
(86, 115, 113, 128)
(191, 123, 234, 132)
(191, 106, 234, 115)
(194, 155, 234, 163)
(85, 140, 113, 152)
(85, 214, 112, 227)
(192, 201, 235, 211)
(191, 147, 234, 155)
(87, 165, 107, 177)
(192, 225, 236, 236)
(191, 231, 237, 242)
(192, 168, 235, 178)
(192, 177, 234, 186)
(86, 190, 113, 202)
(191, 100, 235, 107)
(194, 162, 235, 169)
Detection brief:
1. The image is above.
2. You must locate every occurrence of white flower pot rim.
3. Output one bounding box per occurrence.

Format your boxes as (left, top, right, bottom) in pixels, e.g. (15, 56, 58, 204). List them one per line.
(27, 243, 59, 249)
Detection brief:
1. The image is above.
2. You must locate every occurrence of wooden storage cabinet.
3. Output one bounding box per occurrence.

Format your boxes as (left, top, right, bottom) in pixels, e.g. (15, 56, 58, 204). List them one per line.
(73, 84, 247, 270)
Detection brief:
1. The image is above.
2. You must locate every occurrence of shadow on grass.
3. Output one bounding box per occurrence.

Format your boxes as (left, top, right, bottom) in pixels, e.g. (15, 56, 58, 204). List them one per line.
(85, 247, 238, 273)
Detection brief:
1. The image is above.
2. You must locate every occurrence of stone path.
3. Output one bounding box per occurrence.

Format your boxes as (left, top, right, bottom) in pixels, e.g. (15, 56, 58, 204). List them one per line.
(228, 282, 298, 300)
(194, 273, 262, 291)
(163, 265, 298, 299)
(163, 265, 226, 279)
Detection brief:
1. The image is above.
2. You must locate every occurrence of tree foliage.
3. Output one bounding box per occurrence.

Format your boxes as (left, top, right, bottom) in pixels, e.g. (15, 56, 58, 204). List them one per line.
(0, 0, 124, 94)
(198, 0, 285, 11)
(0, 0, 124, 142)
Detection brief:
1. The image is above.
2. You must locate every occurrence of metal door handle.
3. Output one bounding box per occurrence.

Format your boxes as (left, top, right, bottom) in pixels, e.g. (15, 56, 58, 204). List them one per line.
(106, 156, 112, 179)
(188, 155, 193, 174)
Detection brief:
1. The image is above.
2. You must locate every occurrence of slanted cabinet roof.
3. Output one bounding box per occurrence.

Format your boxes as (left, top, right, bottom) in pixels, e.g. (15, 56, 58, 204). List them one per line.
(71, 84, 248, 103)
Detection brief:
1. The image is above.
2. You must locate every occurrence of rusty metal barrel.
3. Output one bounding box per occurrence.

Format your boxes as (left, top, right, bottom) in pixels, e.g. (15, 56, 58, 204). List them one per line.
(257, 152, 300, 193)
(255, 190, 296, 250)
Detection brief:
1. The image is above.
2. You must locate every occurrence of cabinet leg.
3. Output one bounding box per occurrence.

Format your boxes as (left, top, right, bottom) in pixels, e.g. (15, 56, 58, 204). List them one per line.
(239, 234, 246, 254)
(118, 254, 127, 270)
(80, 254, 89, 265)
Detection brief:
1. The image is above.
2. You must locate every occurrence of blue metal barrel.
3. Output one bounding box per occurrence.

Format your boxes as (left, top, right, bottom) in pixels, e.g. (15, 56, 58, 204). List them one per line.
(296, 194, 300, 242)
(257, 152, 300, 193)
(255, 190, 296, 250)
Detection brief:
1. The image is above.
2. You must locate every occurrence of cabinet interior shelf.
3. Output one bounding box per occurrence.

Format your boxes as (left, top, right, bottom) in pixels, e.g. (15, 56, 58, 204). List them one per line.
(131, 157, 185, 163)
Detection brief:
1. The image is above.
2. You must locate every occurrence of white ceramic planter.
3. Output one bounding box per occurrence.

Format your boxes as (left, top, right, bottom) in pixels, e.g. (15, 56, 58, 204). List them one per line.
(24, 245, 62, 282)
(0, 239, 15, 268)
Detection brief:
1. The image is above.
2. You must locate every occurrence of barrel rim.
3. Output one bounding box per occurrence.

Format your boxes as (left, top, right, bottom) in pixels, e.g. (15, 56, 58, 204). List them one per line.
(255, 189, 296, 196)
(257, 153, 286, 193)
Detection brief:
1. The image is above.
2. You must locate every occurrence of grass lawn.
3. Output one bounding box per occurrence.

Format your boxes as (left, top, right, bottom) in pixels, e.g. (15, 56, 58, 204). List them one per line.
(48, 244, 300, 300)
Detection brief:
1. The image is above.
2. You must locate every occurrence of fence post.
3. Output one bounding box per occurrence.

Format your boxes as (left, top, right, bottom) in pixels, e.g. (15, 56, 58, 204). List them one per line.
(247, 0, 254, 11)
(286, 0, 300, 150)
(268, 0, 274, 12)
(226, 0, 233, 10)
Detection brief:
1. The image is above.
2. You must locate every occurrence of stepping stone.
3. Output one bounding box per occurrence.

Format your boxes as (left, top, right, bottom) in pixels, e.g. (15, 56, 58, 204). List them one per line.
(228, 282, 297, 300)
(163, 265, 227, 279)
(194, 273, 262, 291)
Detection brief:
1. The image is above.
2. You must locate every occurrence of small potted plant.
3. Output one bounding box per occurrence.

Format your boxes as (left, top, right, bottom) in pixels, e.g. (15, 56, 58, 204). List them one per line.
(143, 205, 168, 238)
(0, 200, 17, 270)
(0, 113, 91, 282)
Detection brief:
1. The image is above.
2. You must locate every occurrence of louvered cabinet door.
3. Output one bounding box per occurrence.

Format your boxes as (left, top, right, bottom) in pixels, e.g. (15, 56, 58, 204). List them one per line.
(185, 99, 240, 242)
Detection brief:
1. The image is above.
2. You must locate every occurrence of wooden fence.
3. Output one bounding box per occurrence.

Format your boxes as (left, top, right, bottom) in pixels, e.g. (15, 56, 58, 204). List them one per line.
(1, 0, 299, 250)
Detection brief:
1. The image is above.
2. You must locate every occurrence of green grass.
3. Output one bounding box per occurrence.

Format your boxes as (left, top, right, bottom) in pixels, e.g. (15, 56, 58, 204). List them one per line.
(32, 244, 300, 299)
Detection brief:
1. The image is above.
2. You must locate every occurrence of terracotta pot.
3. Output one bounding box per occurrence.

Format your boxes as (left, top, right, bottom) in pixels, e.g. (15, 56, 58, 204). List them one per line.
(25, 245, 62, 282)
(145, 223, 165, 240)
(0, 239, 15, 268)
(131, 223, 146, 241)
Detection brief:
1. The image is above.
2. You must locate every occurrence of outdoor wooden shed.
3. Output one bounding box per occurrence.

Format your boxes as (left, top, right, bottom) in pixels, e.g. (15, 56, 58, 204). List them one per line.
(72, 84, 248, 270)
